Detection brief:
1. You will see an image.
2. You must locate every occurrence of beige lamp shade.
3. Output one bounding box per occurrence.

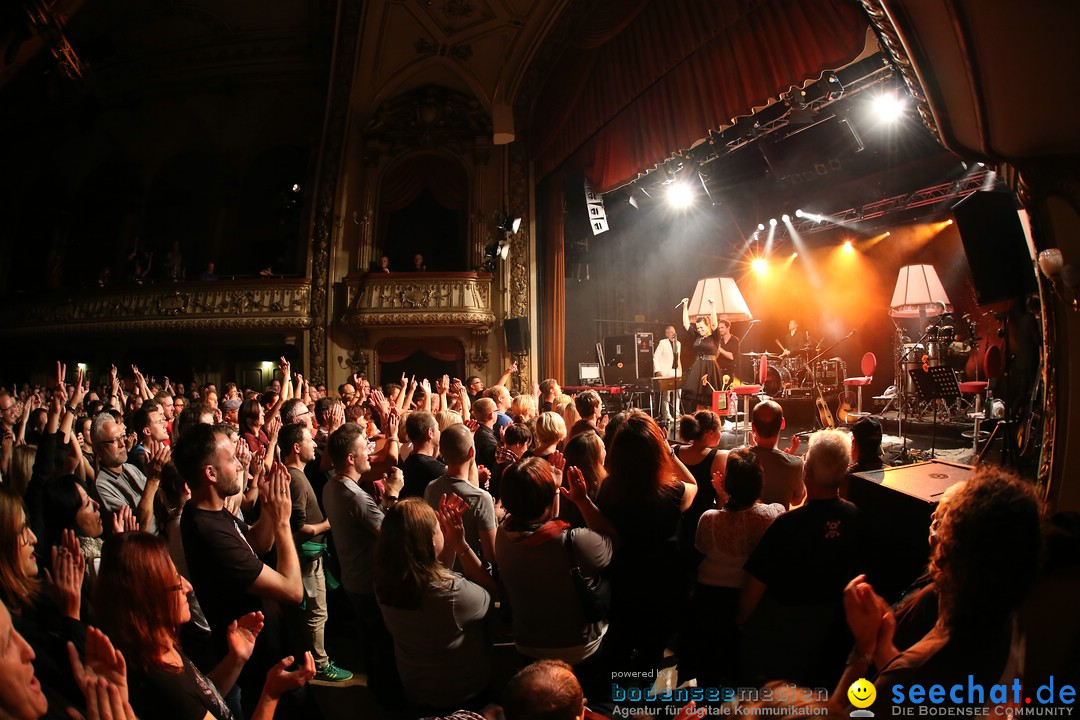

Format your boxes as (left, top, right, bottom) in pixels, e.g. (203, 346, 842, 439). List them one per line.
(889, 264, 952, 318)
(688, 277, 753, 321)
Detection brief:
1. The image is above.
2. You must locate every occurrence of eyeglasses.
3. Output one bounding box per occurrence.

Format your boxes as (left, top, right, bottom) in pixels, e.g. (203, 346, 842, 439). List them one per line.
(98, 436, 126, 447)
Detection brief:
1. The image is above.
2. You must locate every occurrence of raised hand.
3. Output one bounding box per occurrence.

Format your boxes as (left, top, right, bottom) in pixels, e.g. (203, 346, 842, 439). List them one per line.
(264, 652, 316, 700)
(784, 434, 802, 455)
(507, 360, 518, 375)
(56, 360, 68, 391)
(235, 436, 253, 470)
(265, 414, 282, 440)
(464, 419, 480, 433)
(385, 466, 404, 497)
(843, 574, 887, 657)
(226, 611, 265, 664)
(146, 440, 171, 479)
(711, 469, 729, 508)
(560, 466, 590, 506)
(278, 356, 291, 378)
(68, 638, 137, 720)
(477, 465, 491, 492)
(112, 505, 139, 535)
(436, 493, 469, 554)
(259, 461, 293, 528)
(81, 627, 129, 702)
(71, 367, 88, 408)
(329, 401, 345, 433)
(547, 450, 565, 473)
(50, 542, 85, 620)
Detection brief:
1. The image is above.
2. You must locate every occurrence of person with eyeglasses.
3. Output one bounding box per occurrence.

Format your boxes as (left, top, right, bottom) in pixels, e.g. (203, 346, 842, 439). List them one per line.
(89, 412, 164, 535)
(0, 492, 87, 715)
(94, 532, 315, 720)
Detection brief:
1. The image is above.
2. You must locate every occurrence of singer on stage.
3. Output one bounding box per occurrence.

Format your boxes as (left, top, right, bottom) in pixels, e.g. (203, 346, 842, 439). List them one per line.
(680, 297, 739, 410)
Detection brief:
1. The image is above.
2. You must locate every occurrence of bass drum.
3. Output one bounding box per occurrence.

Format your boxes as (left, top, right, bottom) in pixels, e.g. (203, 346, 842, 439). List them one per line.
(763, 365, 793, 396)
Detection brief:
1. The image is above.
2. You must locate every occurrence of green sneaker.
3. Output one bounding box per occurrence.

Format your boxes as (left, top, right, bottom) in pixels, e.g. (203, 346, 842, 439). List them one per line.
(315, 661, 354, 682)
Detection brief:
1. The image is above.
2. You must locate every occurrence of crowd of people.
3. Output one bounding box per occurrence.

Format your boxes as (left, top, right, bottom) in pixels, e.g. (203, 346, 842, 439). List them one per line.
(0, 356, 1073, 719)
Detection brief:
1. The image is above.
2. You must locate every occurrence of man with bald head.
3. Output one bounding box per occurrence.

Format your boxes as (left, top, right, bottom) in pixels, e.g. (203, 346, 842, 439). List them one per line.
(747, 399, 805, 507)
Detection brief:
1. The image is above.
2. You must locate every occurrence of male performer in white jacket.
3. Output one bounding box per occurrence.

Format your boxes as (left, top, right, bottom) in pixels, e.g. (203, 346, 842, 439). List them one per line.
(652, 325, 682, 424)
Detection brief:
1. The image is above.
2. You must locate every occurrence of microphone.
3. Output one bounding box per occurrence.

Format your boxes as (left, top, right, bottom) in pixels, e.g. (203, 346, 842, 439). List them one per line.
(674, 299, 686, 309)
(749, 319, 761, 323)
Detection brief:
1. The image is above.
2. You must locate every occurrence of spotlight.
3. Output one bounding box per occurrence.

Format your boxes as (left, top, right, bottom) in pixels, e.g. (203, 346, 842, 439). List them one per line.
(666, 182, 693, 208)
(946, 219, 954, 225)
(497, 215, 523, 234)
(843, 240, 854, 252)
(791, 252, 798, 259)
(757, 223, 765, 232)
(884, 232, 891, 237)
(781, 214, 790, 223)
(769, 218, 777, 227)
(795, 209, 804, 218)
(872, 92, 906, 122)
(752, 258, 768, 274)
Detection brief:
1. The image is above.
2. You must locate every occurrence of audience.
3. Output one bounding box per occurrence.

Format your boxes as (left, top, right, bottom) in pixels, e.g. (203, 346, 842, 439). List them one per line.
(0, 360, 1059, 720)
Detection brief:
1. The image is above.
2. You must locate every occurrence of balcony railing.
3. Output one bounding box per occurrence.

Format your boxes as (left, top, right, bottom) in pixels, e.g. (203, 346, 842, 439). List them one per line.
(0, 279, 313, 335)
(339, 272, 495, 330)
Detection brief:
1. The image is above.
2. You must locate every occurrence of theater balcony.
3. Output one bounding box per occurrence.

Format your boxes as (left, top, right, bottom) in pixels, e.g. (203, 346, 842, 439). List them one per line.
(336, 272, 497, 382)
(0, 279, 313, 337)
(339, 272, 495, 330)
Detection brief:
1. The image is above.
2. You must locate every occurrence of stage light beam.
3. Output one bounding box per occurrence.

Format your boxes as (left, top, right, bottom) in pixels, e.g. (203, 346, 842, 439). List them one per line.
(872, 92, 906, 122)
(752, 257, 768, 275)
(666, 182, 693, 208)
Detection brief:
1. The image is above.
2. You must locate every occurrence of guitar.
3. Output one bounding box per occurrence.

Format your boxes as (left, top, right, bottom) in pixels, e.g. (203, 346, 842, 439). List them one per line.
(814, 376, 835, 429)
(836, 390, 858, 425)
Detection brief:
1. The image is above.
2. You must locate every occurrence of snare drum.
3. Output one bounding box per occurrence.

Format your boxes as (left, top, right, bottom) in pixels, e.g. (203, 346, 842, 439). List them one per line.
(763, 365, 793, 396)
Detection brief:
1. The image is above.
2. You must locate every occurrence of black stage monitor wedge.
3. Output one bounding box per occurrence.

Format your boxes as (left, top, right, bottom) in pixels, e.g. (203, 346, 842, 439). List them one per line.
(505, 317, 530, 355)
(953, 190, 1038, 306)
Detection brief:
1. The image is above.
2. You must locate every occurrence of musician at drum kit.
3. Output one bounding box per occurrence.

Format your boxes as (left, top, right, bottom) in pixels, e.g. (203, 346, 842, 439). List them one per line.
(776, 319, 812, 357)
(679, 297, 740, 410)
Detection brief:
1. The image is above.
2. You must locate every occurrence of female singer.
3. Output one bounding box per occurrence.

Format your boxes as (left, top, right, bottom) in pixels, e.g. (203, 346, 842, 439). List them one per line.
(681, 297, 739, 410)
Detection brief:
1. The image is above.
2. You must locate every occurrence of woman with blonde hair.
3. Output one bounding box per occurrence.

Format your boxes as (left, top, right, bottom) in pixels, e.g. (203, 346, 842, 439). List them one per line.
(374, 496, 495, 714)
(508, 394, 536, 424)
(529, 412, 566, 462)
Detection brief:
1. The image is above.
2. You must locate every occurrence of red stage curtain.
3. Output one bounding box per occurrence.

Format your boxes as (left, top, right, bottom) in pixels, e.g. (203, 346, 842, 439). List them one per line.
(529, 0, 869, 192)
(380, 154, 467, 212)
(376, 337, 463, 363)
(539, 176, 566, 381)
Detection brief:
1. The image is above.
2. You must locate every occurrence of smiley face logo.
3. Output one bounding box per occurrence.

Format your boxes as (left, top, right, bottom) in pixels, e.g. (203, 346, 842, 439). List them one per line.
(847, 678, 876, 709)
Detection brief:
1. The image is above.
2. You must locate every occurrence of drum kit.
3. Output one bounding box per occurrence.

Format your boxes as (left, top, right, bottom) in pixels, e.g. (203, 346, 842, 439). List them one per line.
(894, 318, 981, 412)
(743, 350, 846, 397)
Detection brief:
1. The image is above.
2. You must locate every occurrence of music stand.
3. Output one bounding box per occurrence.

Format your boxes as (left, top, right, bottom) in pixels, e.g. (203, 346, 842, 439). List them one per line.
(907, 366, 962, 458)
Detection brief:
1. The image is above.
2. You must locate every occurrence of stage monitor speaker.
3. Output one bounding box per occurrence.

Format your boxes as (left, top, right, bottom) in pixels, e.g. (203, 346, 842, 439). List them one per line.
(953, 190, 1038, 306)
(849, 460, 975, 602)
(634, 332, 654, 380)
(505, 317, 530, 355)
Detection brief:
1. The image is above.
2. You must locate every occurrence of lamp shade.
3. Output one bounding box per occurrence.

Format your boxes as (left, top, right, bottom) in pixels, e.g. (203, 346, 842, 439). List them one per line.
(688, 277, 753, 321)
(889, 264, 952, 318)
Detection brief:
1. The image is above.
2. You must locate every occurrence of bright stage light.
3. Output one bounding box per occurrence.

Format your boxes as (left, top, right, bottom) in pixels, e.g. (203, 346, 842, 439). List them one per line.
(872, 92, 906, 122)
(843, 240, 854, 253)
(757, 223, 765, 231)
(769, 218, 777, 227)
(795, 209, 804, 218)
(781, 214, 790, 223)
(791, 252, 798, 259)
(752, 258, 768, 274)
(946, 219, 954, 225)
(666, 182, 693, 208)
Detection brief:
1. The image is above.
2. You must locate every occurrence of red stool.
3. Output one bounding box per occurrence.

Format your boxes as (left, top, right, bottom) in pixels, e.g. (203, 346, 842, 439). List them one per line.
(734, 384, 762, 442)
(842, 352, 877, 422)
(961, 345, 1003, 453)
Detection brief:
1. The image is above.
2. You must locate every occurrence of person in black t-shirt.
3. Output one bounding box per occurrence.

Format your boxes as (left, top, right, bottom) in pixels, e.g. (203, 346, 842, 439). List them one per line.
(740, 428, 864, 687)
(174, 424, 305, 715)
(400, 411, 445, 498)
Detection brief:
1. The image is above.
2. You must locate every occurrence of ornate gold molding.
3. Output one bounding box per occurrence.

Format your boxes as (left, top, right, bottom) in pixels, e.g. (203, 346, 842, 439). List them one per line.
(0, 280, 312, 336)
(340, 273, 495, 329)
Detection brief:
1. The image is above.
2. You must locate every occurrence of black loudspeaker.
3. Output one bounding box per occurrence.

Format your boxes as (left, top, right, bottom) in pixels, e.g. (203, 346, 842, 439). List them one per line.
(634, 332, 654, 380)
(849, 460, 976, 602)
(603, 334, 634, 365)
(953, 190, 1038, 305)
(504, 317, 530, 355)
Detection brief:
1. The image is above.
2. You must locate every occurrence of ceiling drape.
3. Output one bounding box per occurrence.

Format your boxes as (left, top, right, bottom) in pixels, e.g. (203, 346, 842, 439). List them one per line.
(529, 0, 869, 192)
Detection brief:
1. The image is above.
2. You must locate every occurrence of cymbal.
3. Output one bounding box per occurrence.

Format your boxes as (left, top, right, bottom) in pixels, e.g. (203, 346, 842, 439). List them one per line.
(743, 351, 779, 357)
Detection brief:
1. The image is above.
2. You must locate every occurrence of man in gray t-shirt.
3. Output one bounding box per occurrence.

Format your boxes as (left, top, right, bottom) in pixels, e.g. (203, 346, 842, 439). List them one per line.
(422, 424, 497, 565)
(748, 399, 806, 507)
